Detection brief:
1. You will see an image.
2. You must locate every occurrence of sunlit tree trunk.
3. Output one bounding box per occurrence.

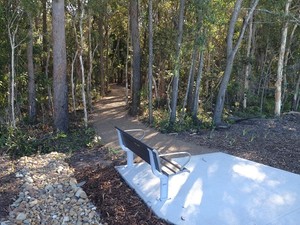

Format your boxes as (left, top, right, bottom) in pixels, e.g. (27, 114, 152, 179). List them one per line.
(275, 0, 292, 117)
(78, 2, 88, 128)
(7, 6, 24, 128)
(52, 0, 69, 132)
(27, 15, 36, 124)
(213, 0, 259, 126)
(282, 18, 298, 109)
(169, 0, 185, 127)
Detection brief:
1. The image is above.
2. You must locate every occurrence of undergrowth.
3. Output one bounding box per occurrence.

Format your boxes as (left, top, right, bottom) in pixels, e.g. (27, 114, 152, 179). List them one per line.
(0, 123, 102, 159)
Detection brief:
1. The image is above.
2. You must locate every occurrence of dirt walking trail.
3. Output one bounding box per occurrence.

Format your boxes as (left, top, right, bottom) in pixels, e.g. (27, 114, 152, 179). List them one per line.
(90, 84, 218, 155)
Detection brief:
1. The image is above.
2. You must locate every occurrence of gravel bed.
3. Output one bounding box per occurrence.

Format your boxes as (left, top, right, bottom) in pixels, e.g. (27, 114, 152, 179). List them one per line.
(1, 152, 102, 225)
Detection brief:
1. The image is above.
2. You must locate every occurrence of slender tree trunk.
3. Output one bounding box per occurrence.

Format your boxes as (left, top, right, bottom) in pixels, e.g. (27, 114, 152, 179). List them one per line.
(282, 21, 298, 109)
(129, 0, 141, 116)
(213, 0, 259, 126)
(78, 3, 88, 128)
(98, 11, 105, 96)
(27, 15, 36, 124)
(275, 0, 292, 117)
(293, 74, 300, 110)
(192, 50, 205, 122)
(10, 40, 16, 128)
(148, 0, 154, 125)
(71, 50, 78, 114)
(7, 12, 21, 128)
(243, 14, 254, 110)
(87, 14, 93, 110)
(169, 0, 185, 127)
(181, 44, 198, 122)
(125, 12, 130, 106)
(52, 0, 69, 132)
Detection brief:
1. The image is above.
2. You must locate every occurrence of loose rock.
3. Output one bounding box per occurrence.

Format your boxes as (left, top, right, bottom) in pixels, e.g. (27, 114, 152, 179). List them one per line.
(4, 152, 102, 225)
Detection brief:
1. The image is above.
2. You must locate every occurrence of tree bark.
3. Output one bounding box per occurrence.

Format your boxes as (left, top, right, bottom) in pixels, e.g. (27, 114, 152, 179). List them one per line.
(243, 14, 254, 110)
(98, 10, 105, 96)
(169, 0, 185, 127)
(27, 15, 36, 124)
(293, 74, 300, 111)
(71, 50, 78, 114)
(192, 50, 205, 122)
(129, 0, 141, 116)
(275, 0, 292, 117)
(148, 0, 154, 125)
(52, 0, 69, 132)
(78, 2, 88, 128)
(213, 0, 259, 126)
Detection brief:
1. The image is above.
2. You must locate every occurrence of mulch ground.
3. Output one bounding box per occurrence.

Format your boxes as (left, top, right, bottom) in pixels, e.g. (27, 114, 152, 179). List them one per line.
(1, 112, 299, 224)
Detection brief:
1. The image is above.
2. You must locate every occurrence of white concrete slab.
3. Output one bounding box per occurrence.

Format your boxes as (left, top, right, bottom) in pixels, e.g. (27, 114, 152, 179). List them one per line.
(115, 152, 300, 225)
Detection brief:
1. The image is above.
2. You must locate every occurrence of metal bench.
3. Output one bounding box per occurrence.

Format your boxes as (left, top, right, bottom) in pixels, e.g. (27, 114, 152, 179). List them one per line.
(115, 126, 191, 201)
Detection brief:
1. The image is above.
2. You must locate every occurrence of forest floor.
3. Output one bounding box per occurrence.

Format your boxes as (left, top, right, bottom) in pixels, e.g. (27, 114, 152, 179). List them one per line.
(1, 84, 300, 224)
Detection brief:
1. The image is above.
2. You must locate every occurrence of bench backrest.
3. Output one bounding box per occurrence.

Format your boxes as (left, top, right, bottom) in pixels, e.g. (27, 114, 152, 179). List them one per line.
(115, 127, 161, 172)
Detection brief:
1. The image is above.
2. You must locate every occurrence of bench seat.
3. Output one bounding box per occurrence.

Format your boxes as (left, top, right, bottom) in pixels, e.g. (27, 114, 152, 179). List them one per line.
(116, 126, 191, 200)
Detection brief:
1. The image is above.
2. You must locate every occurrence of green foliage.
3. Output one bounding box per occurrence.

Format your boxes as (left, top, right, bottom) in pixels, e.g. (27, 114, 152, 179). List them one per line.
(0, 124, 102, 159)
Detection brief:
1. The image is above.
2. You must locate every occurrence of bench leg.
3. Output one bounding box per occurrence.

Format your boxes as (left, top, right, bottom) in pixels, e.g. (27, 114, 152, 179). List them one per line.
(159, 176, 168, 201)
(126, 151, 134, 167)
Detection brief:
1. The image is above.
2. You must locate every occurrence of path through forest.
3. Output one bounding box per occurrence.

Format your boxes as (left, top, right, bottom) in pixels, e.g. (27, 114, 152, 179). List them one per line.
(90, 83, 217, 155)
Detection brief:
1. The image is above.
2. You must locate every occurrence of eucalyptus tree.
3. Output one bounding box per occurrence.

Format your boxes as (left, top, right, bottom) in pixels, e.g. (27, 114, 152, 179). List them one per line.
(274, 0, 293, 117)
(213, 0, 259, 126)
(22, 0, 41, 124)
(52, 0, 69, 132)
(129, 0, 141, 116)
(148, 0, 154, 125)
(5, 0, 27, 128)
(169, 0, 185, 127)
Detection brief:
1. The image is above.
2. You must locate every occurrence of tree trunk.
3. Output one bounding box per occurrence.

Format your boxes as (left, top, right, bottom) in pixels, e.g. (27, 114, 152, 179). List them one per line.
(169, 0, 185, 127)
(52, 0, 69, 132)
(282, 20, 298, 110)
(27, 15, 36, 124)
(148, 0, 154, 125)
(78, 2, 88, 128)
(87, 14, 93, 110)
(275, 0, 292, 117)
(213, 0, 259, 126)
(71, 50, 78, 114)
(129, 0, 141, 116)
(243, 14, 254, 110)
(293, 73, 300, 111)
(181, 43, 198, 122)
(125, 12, 130, 106)
(98, 10, 105, 96)
(192, 50, 205, 122)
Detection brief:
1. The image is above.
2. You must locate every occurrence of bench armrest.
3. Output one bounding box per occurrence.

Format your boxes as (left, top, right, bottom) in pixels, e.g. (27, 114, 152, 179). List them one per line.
(124, 129, 146, 140)
(159, 151, 191, 171)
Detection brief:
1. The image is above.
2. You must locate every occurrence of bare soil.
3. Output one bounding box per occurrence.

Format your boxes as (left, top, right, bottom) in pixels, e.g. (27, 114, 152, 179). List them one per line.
(1, 84, 299, 224)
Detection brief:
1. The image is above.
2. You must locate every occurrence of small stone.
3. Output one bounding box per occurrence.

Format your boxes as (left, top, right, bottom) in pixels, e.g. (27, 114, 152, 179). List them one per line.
(29, 199, 38, 207)
(75, 189, 87, 199)
(45, 184, 54, 192)
(57, 166, 64, 173)
(63, 216, 70, 222)
(88, 211, 96, 219)
(15, 172, 24, 178)
(16, 212, 27, 221)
